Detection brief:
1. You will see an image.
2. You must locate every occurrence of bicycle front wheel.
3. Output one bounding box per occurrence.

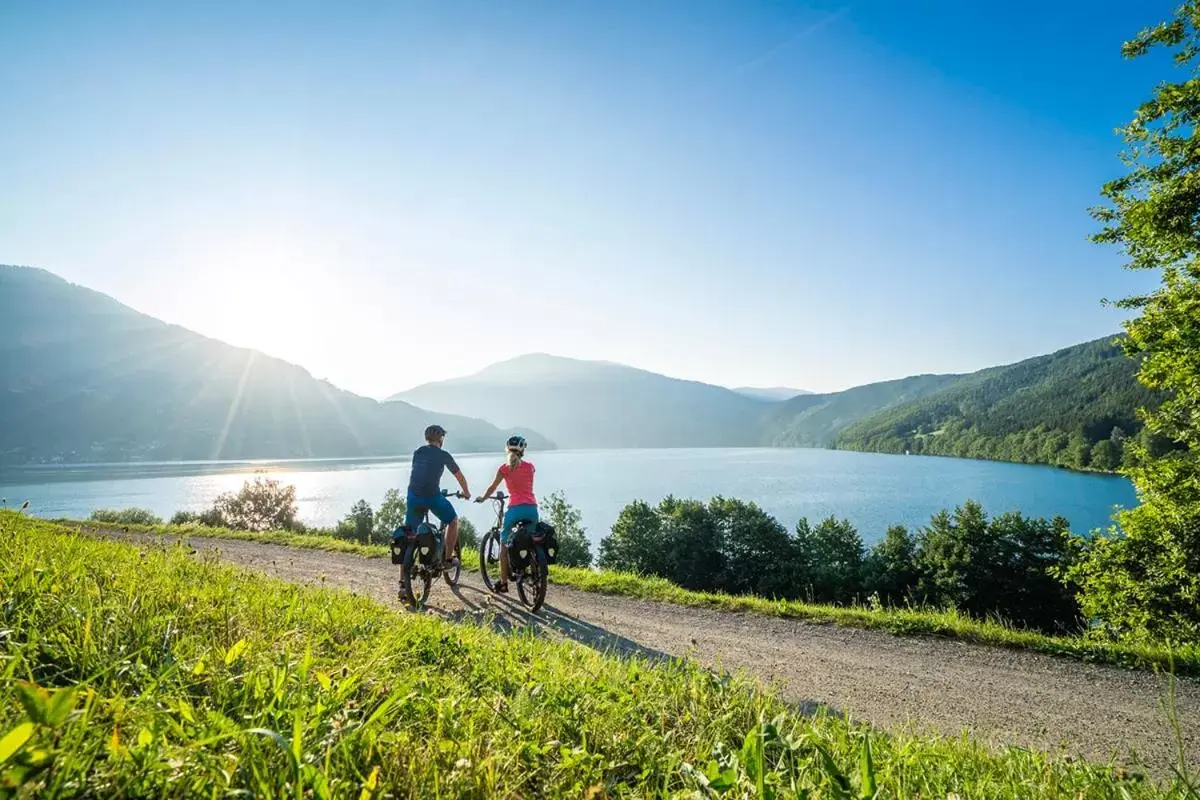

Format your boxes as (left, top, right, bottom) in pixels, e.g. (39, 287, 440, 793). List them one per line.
(479, 530, 501, 591)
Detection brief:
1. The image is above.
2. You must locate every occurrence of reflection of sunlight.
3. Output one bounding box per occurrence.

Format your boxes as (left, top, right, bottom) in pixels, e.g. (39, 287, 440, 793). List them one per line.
(286, 372, 312, 457)
(212, 350, 256, 460)
(316, 379, 367, 452)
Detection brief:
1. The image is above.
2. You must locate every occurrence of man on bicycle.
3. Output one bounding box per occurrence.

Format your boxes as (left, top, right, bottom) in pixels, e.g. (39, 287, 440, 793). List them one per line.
(404, 424, 471, 566)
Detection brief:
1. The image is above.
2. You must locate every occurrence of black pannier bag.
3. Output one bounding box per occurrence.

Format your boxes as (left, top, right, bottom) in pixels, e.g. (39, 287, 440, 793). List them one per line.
(535, 521, 559, 565)
(389, 527, 411, 565)
(390, 525, 438, 566)
(508, 525, 535, 572)
(414, 528, 438, 566)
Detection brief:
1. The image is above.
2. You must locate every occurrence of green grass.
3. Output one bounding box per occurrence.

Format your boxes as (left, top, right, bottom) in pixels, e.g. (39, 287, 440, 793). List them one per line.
(547, 567, 1200, 678)
(59, 517, 394, 557)
(2, 511, 1195, 798)
(56, 515, 1200, 678)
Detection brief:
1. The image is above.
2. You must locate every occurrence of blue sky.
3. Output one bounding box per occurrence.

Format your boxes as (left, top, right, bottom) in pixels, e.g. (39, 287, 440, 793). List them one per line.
(0, 0, 1174, 396)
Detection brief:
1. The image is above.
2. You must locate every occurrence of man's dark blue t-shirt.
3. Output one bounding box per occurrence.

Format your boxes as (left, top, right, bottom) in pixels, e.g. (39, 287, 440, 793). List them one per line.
(407, 445, 460, 498)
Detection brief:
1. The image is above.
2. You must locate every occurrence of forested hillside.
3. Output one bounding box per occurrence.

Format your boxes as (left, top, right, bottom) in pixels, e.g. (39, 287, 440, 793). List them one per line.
(764, 374, 964, 447)
(833, 336, 1160, 470)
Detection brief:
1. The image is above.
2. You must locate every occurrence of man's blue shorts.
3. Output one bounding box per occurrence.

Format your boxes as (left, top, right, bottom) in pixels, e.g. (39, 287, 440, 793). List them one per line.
(404, 491, 457, 530)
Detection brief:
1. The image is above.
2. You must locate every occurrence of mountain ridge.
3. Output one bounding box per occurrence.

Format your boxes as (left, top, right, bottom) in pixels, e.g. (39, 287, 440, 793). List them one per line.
(391, 352, 766, 449)
(732, 386, 811, 401)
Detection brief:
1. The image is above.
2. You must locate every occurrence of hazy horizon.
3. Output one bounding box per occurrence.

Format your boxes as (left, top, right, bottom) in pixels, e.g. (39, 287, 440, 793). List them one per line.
(1, 1, 1170, 396)
(5, 261, 1117, 403)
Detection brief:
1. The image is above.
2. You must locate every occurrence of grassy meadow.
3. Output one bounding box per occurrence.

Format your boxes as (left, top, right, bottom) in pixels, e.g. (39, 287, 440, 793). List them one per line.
(2, 511, 1197, 797)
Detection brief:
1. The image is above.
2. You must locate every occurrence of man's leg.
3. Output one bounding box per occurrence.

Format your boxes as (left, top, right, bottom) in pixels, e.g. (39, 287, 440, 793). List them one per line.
(444, 517, 459, 565)
(431, 494, 459, 566)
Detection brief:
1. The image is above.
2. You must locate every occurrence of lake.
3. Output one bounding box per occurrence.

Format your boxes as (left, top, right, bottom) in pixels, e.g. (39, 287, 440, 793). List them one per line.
(0, 448, 1138, 547)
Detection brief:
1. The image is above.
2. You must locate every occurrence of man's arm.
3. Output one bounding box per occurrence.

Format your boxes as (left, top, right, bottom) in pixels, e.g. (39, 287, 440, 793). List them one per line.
(444, 452, 470, 498)
(452, 467, 471, 499)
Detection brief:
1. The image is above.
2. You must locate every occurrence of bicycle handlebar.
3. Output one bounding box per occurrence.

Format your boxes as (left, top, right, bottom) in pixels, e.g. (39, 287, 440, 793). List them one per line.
(440, 489, 468, 499)
(474, 492, 508, 504)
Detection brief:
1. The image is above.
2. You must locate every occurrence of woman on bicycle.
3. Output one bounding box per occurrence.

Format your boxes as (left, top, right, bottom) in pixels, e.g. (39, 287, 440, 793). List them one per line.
(476, 435, 537, 593)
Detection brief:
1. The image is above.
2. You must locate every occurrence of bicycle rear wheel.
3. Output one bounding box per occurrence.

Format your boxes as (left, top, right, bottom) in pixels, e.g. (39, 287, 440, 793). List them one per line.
(516, 545, 547, 612)
(401, 544, 431, 609)
(479, 530, 501, 590)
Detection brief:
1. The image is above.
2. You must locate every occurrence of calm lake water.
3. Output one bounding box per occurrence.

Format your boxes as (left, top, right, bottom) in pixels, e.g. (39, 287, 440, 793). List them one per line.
(0, 448, 1137, 547)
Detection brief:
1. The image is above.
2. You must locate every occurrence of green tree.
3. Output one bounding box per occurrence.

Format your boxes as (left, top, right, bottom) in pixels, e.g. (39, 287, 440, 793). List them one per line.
(1039, 430, 1069, 464)
(338, 499, 374, 544)
(709, 497, 793, 598)
(986, 511, 1079, 633)
(374, 488, 407, 540)
(863, 524, 918, 606)
(541, 490, 593, 568)
(598, 496, 724, 589)
(805, 517, 864, 604)
(915, 501, 1078, 632)
(599, 500, 664, 575)
(208, 476, 298, 532)
(914, 502, 992, 614)
(660, 497, 724, 590)
(1075, 4, 1200, 642)
(457, 518, 479, 551)
(1090, 439, 1122, 472)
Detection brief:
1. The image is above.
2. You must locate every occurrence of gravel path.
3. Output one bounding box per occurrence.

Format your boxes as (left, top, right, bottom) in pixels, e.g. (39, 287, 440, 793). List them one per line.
(99, 531, 1199, 776)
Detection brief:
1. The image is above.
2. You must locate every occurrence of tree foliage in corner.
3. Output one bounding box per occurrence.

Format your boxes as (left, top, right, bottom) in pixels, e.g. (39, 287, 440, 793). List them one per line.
(1071, 4, 1200, 642)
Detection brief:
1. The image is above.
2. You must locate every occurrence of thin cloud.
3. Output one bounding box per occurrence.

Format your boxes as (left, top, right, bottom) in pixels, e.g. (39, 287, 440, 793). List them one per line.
(734, 5, 852, 76)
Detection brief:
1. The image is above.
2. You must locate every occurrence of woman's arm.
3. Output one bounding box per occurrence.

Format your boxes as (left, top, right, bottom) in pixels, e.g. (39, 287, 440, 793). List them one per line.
(479, 466, 505, 500)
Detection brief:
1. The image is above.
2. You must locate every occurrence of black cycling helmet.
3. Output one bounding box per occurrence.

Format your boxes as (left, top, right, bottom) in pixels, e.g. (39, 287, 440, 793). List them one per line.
(506, 435, 527, 450)
(425, 424, 447, 440)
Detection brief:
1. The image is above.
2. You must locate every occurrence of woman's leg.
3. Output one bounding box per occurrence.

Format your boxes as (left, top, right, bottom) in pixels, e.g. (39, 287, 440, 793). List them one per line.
(498, 506, 520, 589)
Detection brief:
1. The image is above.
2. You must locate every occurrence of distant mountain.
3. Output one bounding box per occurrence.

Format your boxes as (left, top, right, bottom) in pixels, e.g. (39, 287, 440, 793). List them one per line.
(833, 336, 1158, 471)
(733, 386, 811, 402)
(391, 341, 1154, 462)
(763, 374, 965, 447)
(390, 354, 769, 449)
(0, 266, 550, 464)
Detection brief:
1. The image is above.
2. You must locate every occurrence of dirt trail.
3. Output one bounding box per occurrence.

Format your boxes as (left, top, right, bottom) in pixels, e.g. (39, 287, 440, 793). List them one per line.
(98, 530, 1199, 776)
